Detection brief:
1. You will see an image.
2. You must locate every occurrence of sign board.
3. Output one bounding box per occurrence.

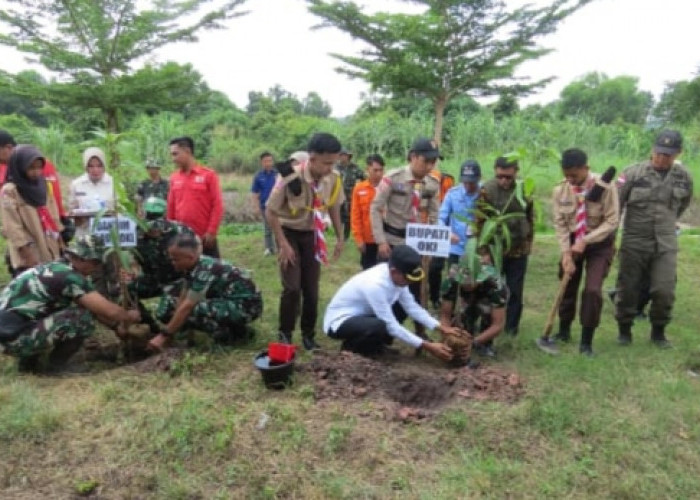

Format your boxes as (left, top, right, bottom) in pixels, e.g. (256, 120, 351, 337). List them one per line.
(405, 223, 450, 257)
(91, 216, 138, 247)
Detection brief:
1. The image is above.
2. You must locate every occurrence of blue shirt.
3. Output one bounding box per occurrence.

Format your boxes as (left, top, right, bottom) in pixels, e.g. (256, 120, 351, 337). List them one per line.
(251, 169, 277, 208)
(438, 184, 480, 256)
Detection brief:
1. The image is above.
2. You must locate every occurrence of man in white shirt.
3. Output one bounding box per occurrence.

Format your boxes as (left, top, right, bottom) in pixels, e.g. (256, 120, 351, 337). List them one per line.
(323, 245, 458, 360)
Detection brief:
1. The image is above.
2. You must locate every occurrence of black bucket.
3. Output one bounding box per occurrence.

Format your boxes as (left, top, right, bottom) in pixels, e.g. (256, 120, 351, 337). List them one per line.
(254, 350, 295, 389)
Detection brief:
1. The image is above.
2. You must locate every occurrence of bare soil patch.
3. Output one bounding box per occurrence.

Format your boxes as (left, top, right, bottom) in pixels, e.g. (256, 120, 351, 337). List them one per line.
(301, 351, 524, 422)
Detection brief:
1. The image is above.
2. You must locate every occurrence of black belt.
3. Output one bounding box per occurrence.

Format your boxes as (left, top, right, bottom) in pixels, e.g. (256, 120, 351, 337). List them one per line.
(383, 223, 406, 238)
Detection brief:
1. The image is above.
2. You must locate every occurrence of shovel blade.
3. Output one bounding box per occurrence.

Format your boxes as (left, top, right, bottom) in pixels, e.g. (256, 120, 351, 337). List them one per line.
(535, 337, 559, 355)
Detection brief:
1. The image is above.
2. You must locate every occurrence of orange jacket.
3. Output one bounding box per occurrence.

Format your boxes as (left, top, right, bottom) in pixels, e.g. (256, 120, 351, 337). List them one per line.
(351, 179, 378, 245)
(429, 169, 455, 202)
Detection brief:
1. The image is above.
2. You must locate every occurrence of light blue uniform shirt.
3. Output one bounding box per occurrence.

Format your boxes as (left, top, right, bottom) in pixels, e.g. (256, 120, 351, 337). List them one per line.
(438, 184, 480, 256)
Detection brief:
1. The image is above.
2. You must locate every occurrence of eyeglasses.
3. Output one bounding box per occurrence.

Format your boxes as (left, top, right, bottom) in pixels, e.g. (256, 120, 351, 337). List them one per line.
(496, 174, 514, 180)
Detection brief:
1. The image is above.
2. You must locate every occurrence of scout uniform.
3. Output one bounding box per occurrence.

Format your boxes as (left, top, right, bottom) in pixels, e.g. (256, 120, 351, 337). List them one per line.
(552, 173, 619, 347)
(369, 165, 440, 246)
(156, 255, 262, 339)
(266, 161, 344, 344)
(477, 177, 534, 335)
(0, 262, 95, 362)
(615, 159, 693, 331)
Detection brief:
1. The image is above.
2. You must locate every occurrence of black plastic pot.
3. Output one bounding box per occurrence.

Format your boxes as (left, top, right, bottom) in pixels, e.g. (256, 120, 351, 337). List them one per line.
(254, 350, 295, 389)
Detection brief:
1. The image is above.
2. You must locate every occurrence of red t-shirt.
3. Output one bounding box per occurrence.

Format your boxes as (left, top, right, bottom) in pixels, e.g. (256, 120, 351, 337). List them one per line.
(0, 159, 66, 217)
(166, 164, 223, 237)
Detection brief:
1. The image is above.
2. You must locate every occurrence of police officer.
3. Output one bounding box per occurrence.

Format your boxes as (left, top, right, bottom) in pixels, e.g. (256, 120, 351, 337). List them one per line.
(615, 130, 693, 348)
(336, 148, 366, 241)
(477, 156, 534, 337)
(439, 261, 507, 358)
(266, 133, 345, 350)
(539, 149, 619, 356)
(0, 235, 141, 372)
(147, 233, 263, 351)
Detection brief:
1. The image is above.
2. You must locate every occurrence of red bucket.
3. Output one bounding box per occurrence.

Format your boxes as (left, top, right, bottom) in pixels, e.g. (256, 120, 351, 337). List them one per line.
(268, 342, 297, 364)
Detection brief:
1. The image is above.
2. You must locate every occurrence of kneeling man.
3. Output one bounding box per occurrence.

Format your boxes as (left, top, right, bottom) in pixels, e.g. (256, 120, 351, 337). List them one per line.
(148, 234, 263, 350)
(323, 245, 458, 361)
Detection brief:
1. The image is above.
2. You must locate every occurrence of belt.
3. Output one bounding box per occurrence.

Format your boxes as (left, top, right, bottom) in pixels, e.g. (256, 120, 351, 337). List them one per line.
(383, 223, 406, 238)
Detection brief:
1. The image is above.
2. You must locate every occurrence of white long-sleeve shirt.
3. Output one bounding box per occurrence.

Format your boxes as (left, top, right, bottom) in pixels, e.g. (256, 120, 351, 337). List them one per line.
(323, 263, 439, 348)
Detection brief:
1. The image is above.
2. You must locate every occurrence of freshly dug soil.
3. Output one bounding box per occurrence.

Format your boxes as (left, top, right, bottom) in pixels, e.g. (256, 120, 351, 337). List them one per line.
(301, 351, 524, 422)
(131, 348, 186, 373)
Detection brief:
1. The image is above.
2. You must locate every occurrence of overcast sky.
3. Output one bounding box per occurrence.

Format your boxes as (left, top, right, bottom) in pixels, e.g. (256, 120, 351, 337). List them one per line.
(0, 0, 697, 117)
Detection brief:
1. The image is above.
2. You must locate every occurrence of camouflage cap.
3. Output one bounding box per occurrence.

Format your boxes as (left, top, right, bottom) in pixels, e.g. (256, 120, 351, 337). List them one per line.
(65, 235, 106, 261)
(145, 158, 162, 168)
(144, 196, 167, 215)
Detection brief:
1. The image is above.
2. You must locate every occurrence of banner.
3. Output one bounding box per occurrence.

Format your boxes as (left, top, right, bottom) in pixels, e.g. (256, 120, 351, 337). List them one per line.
(91, 216, 138, 248)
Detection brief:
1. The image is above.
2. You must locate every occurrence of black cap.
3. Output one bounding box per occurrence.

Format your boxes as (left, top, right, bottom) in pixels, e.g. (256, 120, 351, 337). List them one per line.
(460, 160, 481, 182)
(410, 137, 440, 160)
(0, 130, 16, 147)
(389, 245, 425, 282)
(654, 129, 682, 155)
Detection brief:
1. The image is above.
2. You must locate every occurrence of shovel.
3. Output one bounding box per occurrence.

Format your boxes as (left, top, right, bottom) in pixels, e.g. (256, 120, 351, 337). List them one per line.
(535, 272, 571, 355)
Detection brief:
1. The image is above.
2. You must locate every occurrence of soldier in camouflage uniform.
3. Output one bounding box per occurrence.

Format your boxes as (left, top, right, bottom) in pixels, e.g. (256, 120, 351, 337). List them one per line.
(615, 130, 693, 348)
(336, 148, 366, 241)
(0, 235, 140, 371)
(147, 233, 262, 351)
(439, 261, 507, 358)
(136, 159, 169, 217)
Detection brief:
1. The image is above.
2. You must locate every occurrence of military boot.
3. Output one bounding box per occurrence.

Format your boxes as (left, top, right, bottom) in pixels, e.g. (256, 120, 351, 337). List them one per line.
(617, 323, 632, 346)
(302, 332, 320, 351)
(651, 324, 672, 349)
(579, 327, 595, 357)
(554, 320, 572, 343)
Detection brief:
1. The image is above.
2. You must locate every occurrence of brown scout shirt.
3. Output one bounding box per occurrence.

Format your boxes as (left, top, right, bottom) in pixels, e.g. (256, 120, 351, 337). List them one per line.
(0, 182, 64, 269)
(370, 165, 440, 246)
(552, 173, 619, 253)
(266, 162, 345, 232)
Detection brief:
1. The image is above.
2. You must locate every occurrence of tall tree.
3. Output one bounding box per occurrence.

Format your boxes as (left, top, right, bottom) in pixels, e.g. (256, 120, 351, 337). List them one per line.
(0, 0, 247, 138)
(307, 0, 591, 144)
(654, 72, 700, 125)
(558, 72, 653, 125)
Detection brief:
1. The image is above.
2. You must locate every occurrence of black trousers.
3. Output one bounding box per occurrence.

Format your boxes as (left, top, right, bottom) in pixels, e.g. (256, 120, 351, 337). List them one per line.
(503, 255, 528, 334)
(360, 243, 379, 270)
(202, 238, 220, 259)
(328, 315, 393, 355)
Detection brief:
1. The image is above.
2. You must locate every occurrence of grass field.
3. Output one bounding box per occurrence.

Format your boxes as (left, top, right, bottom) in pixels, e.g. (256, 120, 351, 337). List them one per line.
(1, 231, 700, 499)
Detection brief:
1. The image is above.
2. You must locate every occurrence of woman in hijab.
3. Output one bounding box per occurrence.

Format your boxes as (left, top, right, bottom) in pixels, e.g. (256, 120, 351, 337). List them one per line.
(0, 145, 64, 276)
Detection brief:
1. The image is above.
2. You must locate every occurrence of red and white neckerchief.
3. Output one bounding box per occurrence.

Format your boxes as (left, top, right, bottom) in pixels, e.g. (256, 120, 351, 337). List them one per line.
(312, 180, 328, 264)
(409, 180, 422, 222)
(37, 206, 60, 240)
(572, 184, 587, 243)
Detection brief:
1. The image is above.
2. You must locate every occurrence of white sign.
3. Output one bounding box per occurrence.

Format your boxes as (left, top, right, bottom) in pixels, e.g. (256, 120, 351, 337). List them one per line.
(405, 223, 450, 257)
(91, 216, 138, 248)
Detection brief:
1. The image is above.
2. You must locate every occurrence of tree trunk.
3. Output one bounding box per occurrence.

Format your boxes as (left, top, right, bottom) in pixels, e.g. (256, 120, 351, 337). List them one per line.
(433, 94, 448, 146)
(105, 109, 120, 169)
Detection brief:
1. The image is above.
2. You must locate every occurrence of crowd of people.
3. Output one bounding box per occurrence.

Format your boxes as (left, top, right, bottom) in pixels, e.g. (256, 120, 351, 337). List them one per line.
(0, 126, 693, 372)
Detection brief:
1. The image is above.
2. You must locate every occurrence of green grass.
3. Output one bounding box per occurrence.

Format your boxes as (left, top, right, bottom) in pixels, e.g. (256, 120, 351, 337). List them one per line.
(1, 231, 700, 498)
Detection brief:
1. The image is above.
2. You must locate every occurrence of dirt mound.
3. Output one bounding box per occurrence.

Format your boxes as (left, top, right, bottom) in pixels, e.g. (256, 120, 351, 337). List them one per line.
(131, 348, 186, 373)
(302, 351, 524, 422)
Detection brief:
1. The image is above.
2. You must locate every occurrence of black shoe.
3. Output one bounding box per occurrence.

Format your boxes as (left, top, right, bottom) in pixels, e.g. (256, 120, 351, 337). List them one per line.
(651, 337, 672, 349)
(302, 336, 320, 351)
(474, 343, 496, 358)
(554, 331, 571, 343)
(278, 332, 292, 345)
(579, 344, 594, 357)
(617, 323, 633, 346)
(617, 335, 632, 346)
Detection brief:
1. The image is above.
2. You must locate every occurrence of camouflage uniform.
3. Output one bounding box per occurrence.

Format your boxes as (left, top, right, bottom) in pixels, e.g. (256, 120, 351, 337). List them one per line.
(0, 262, 95, 359)
(337, 162, 366, 240)
(156, 255, 262, 338)
(136, 179, 170, 203)
(440, 264, 508, 336)
(130, 219, 195, 299)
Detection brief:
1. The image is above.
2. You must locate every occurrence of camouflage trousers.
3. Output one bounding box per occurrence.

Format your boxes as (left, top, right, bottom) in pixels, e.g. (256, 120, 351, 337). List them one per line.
(0, 307, 95, 359)
(155, 287, 263, 338)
